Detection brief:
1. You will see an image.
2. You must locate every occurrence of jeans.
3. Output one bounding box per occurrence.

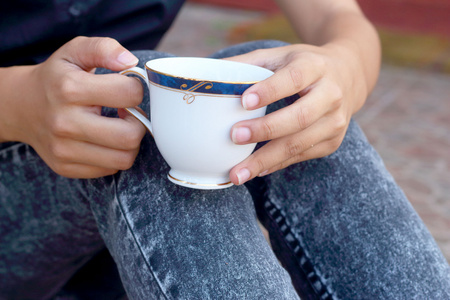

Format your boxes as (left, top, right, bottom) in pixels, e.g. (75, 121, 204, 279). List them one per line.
(1, 41, 449, 300)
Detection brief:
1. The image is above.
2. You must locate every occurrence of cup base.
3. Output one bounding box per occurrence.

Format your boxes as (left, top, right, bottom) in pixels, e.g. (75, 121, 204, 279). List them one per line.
(167, 173, 234, 190)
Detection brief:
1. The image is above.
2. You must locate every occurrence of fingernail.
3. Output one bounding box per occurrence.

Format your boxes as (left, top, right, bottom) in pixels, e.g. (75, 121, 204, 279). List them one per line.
(236, 168, 251, 185)
(232, 127, 251, 144)
(117, 51, 139, 66)
(242, 93, 259, 110)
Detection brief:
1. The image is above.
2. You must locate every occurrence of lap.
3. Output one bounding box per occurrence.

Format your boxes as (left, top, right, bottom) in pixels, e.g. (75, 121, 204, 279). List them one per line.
(2, 43, 449, 299)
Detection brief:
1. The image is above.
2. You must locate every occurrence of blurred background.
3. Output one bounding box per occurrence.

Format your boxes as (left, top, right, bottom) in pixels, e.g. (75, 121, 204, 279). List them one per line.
(156, 0, 450, 262)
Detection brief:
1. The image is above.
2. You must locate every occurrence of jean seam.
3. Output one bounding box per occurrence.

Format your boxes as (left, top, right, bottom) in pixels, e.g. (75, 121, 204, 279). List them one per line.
(112, 176, 171, 300)
(264, 198, 337, 300)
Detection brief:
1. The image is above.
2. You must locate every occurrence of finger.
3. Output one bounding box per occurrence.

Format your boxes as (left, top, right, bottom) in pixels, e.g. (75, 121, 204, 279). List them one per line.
(240, 54, 324, 110)
(231, 79, 342, 144)
(230, 117, 339, 185)
(51, 108, 146, 150)
(54, 163, 119, 179)
(262, 129, 346, 176)
(49, 138, 140, 171)
(56, 71, 144, 108)
(59, 36, 138, 72)
(258, 141, 331, 177)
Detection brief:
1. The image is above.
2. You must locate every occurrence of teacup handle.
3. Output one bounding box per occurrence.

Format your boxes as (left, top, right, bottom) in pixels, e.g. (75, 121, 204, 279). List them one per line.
(119, 67, 153, 135)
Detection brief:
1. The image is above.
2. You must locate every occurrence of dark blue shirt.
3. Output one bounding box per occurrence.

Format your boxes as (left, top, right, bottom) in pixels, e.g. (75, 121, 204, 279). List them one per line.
(0, 0, 185, 67)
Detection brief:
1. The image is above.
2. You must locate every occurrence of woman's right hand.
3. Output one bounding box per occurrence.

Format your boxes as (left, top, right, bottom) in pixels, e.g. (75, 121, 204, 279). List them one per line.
(0, 37, 147, 178)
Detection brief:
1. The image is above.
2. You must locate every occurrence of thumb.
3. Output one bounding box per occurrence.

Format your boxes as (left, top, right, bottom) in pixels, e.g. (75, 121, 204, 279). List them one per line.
(59, 36, 138, 72)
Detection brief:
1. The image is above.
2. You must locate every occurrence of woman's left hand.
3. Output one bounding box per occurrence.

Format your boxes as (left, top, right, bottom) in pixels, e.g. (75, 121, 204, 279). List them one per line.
(227, 43, 370, 185)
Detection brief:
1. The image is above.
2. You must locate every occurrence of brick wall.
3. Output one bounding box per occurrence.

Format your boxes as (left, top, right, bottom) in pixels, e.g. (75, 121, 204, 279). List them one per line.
(189, 0, 450, 37)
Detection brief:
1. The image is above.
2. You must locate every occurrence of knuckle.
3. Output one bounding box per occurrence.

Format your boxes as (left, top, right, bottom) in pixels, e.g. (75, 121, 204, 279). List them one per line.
(315, 54, 327, 70)
(118, 127, 144, 149)
(101, 36, 118, 46)
(328, 81, 344, 106)
(93, 37, 118, 52)
(332, 115, 347, 133)
(124, 131, 143, 149)
(58, 73, 80, 102)
(49, 141, 69, 161)
(305, 51, 326, 69)
(49, 114, 72, 137)
(262, 81, 279, 102)
(287, 66, 304, 91)
(261, 119, 276, 141)
(286, 52, 305, 66)
(69, 36, 88, 47)
(98, 38, 122, 58)
(295, 105, 310, 130)
(116, 151, 136, 170)
(333, 93, 344, 108)
(254, 157, 266, 174)
(284, 139, 304, 158)
(86, 37, 121, 67)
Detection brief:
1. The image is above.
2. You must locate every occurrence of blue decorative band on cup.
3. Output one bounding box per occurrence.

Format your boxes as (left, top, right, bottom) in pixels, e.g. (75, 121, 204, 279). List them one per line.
(146, 67, 255, 96)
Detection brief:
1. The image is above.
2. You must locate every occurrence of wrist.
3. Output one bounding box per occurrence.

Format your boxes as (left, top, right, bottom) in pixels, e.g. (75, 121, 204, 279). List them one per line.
(322, 40, 376, 114)
(326, 34, 380, 85)
(325, 27, 381, 92)
(0, 65, 36, 143)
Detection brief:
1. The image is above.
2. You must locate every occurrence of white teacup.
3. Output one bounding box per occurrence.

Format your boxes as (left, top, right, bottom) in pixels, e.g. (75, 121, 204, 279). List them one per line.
(121, 57, 273, 189)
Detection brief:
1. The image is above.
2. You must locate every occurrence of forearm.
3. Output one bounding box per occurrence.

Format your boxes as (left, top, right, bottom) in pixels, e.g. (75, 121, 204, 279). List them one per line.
(276, 0, 381, 99)
(319, 10, 381, 95)
(0, 65, 34, 143)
